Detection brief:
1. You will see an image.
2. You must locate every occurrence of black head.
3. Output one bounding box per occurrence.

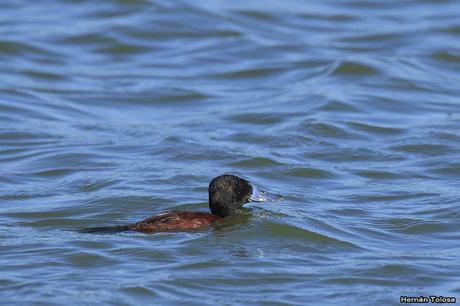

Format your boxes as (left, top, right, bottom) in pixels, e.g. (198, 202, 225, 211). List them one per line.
(208, 175, 253, 217)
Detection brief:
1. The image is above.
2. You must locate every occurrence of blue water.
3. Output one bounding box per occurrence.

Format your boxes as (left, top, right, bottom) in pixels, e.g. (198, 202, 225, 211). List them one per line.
(1, 1, 459, 305)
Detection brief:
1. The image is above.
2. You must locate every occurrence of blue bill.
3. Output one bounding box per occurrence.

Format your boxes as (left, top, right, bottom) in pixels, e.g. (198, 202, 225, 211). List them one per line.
(250, 184, 283, 202)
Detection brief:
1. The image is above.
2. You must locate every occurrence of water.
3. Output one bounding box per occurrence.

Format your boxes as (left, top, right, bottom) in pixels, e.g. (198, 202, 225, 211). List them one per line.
(1, 0, 459, 305)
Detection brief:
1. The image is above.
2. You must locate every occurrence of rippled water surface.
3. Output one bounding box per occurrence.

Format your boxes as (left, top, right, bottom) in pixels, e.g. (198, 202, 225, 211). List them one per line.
(1, 0, 460, 305)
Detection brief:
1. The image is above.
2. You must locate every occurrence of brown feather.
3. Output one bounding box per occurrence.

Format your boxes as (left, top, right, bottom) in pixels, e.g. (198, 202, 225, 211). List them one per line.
(129, 211, 222, 233)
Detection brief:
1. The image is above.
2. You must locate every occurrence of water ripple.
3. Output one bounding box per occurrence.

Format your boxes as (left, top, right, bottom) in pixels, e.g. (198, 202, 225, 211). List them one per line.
(1, 0, 460, 304)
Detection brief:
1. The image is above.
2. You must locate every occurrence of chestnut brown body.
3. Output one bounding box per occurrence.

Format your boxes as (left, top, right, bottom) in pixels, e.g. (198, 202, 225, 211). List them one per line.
(129, 211, 222, 233)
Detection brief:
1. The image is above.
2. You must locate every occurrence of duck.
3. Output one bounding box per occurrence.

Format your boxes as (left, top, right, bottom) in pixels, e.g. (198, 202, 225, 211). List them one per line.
(83, 174, 282, 234)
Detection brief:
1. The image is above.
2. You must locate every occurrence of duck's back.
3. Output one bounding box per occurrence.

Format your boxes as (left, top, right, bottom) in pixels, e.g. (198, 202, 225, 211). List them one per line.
(129, 211, 222, 233)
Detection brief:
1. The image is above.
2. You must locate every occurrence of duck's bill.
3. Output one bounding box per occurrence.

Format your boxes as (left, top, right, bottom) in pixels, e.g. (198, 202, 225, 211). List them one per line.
(250, 185, 283, 202)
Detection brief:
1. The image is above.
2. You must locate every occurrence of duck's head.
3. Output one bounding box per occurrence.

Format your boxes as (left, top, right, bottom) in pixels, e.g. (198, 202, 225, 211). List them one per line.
(208, 174, 282, 217)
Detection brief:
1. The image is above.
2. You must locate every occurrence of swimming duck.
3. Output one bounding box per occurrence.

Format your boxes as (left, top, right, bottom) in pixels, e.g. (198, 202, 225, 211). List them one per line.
(84, 174, 282, 233)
